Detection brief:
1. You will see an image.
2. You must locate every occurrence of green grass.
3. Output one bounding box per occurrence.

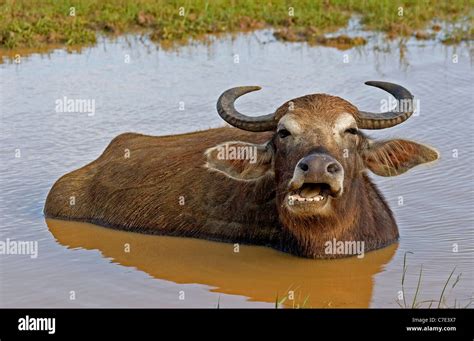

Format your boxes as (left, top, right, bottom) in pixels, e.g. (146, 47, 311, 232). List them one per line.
(397, 252, 472, 309)
(276, 252, 472, 309)
(0, 0, 472, 50)
(275, 285, 311, 309)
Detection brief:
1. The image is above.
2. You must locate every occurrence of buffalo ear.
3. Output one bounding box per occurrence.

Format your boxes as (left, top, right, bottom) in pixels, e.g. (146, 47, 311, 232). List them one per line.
(362, 139, 439, 177)
(204, 141, 274, 181)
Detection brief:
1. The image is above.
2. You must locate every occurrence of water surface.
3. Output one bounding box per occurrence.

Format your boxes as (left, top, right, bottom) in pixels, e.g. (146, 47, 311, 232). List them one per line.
(1, 31, 473, 307)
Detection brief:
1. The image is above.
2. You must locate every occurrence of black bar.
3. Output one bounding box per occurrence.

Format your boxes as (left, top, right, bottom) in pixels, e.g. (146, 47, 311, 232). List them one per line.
(1, 309, 472, 339)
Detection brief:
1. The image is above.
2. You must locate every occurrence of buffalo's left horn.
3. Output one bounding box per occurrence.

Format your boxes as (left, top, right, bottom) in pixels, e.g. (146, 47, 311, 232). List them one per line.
(357, 81, 415, 129)
(216, 86, 277, 132)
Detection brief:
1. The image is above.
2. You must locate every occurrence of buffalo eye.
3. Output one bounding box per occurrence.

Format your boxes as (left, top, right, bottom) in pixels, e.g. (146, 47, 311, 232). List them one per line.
(344, 127, 359, 135)
(277, 129, 291, 138)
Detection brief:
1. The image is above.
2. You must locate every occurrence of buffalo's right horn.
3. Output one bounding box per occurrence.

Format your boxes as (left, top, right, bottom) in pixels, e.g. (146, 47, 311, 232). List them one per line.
(216, 86, 277, 132)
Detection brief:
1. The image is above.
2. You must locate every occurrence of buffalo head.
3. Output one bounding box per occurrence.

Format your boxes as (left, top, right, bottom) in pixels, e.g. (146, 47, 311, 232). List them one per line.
(206, 82, 438, 227)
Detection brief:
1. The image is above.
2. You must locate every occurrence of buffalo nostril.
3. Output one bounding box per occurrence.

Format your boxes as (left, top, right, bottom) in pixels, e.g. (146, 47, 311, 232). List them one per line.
(326, 162, 341, 175)
(298, 162, 309, 172)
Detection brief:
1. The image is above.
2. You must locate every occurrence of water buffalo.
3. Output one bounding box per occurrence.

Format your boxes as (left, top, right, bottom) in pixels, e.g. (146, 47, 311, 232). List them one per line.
(44, 81, 438, 258)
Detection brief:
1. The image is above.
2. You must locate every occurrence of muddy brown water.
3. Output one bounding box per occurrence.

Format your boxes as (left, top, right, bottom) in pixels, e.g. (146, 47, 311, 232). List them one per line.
(0, 30, 473, 308)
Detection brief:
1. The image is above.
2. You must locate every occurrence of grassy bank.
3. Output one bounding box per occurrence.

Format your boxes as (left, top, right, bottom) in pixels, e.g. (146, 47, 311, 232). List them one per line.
(0, 0, 472, 50)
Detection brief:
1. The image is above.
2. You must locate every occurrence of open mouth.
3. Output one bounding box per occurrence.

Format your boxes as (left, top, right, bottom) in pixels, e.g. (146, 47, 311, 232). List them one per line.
(287, 183, 332, 205)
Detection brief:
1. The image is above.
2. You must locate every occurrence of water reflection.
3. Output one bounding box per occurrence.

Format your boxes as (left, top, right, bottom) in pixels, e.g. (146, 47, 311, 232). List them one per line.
(47, 218, 397, 308)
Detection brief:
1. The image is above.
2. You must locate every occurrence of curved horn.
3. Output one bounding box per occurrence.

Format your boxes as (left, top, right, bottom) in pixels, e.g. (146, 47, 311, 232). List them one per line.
(357, 81, 415, 129)
(216, 86, 277, 132)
